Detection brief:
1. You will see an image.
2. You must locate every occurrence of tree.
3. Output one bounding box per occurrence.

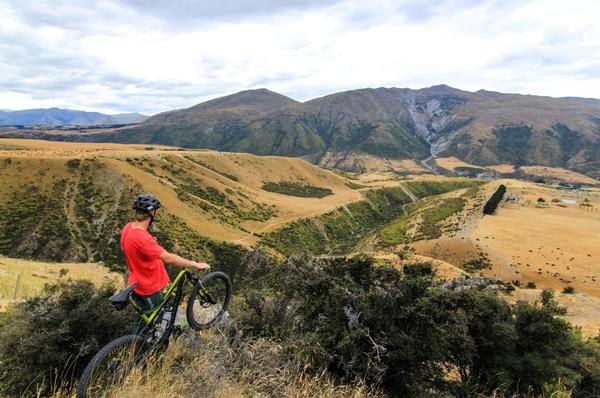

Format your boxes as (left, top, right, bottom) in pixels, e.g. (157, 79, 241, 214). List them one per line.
(483, 185, 507, 215)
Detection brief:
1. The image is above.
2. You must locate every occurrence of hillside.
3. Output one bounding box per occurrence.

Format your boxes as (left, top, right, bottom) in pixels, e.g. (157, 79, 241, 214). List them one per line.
(0, 256, 120, 310)
(2, 139, 599, 335)
(0, 139, 599, 398)
(0, 108, 147, 126)
(5, 85, 600, 178)
(0, 138, 392, 265)
(0, 138, 488, 269)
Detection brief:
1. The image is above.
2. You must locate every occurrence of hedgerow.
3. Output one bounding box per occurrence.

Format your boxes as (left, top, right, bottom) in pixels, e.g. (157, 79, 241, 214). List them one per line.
(483, 184, 507, 214)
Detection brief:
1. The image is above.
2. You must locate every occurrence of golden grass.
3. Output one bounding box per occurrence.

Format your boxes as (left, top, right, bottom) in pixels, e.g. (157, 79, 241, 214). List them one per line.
(472, 180, 600, 298)
(487, 164, 516, 174)
(318, 150, 427, 174)
(406, 179, 600, 337)
(56, 332, 384, 398)
(0, 138, 376, 244)
(435, 156, 482, 171)
(0, 257, 121, 309)
(519, 166, 599, 185)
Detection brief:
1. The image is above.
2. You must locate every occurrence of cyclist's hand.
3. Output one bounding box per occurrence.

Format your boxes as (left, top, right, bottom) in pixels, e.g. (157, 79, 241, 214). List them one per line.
(195, 262, 210, 272)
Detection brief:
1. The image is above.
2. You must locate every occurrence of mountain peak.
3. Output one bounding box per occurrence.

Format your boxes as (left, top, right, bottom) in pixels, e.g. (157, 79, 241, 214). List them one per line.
(418, 84, 466, 96)
(189, 88, 298, 113)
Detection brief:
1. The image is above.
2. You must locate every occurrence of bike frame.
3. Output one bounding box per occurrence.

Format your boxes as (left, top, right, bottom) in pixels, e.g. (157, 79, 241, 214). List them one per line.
(129, 269, 198, 331)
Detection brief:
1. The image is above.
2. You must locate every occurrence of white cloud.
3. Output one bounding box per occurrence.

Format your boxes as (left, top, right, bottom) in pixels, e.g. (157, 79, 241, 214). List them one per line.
(0, 0, 599, 114)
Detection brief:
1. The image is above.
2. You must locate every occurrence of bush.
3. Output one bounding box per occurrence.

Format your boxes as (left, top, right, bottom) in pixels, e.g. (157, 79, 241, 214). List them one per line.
(261, 181, 333, 198)
(66, 159, 81, 170)
(234, 253, 599, 397)
(563, 285, 575, 294)
(483, 184, 507, 215)
(0, 281, 135, 397)
(527, 281, 537, 289)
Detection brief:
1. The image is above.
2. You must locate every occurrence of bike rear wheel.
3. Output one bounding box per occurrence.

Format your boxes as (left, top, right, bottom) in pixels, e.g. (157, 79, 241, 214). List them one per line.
(186, 271, 232, 330)
(76, 335, 144, 398)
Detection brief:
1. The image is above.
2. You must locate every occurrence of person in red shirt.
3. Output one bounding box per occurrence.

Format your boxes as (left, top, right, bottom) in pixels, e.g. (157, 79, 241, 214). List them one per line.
(121, 193, 209, 334)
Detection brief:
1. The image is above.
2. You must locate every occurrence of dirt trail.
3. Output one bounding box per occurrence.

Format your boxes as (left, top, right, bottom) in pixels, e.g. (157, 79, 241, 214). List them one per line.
(420, 156, 438, 175)
(399, 184, 418, 202)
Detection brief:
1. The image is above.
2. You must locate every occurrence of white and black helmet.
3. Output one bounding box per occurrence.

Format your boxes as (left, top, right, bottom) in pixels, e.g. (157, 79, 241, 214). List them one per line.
(133, 194, 161, 213)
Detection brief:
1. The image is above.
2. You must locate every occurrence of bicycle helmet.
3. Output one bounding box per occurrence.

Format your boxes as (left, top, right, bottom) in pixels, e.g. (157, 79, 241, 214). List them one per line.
(133, 194, 161, 213)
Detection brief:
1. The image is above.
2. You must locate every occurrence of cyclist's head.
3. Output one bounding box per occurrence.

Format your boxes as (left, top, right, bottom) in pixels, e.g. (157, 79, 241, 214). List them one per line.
(132, 194, 161, 221)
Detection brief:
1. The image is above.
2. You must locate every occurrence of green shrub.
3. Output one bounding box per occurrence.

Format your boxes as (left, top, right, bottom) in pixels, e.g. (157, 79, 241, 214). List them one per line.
(563, 285, 575, 294)
(262, 181, 333, 198)
(235, 254, 600, 397)
(262, 181, 482, 256)
(0, 281, 135, 397)
(261, 187, 412, 255)
(66, 159, 81, 170)
(416, 197, 465, 240)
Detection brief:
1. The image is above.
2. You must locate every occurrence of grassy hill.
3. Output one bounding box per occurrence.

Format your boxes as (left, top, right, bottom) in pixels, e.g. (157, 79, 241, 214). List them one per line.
(0, 139, 489, 265)
(0, 256, 120, 310)
(0, 139, 400, 266)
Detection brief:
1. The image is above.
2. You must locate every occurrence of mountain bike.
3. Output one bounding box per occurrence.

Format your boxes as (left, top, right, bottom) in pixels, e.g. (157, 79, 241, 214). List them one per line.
(76, 268, 232, 398)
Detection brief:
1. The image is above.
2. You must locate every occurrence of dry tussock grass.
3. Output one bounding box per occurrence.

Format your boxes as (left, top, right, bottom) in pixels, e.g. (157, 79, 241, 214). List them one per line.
(56, 329, 383, 398)
(0, 256, 120, 309)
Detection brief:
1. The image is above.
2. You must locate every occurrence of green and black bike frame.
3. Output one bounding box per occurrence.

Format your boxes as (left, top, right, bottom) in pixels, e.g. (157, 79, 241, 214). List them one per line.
(128, 269, 199, 340)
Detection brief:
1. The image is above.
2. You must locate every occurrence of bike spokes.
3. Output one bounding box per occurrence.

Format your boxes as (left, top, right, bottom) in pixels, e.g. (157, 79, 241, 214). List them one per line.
(187, 272, 231, 330)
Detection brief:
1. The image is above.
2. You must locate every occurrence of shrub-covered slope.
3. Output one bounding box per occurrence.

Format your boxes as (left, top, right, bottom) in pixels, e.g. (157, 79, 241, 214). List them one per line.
(261, 180, 481, 256)
(1, 254, 597, 398)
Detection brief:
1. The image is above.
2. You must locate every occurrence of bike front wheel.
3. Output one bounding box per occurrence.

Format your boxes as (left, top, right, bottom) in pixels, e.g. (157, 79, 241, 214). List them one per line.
(76, 335, 145, 398)
(186, 271, 232, 330)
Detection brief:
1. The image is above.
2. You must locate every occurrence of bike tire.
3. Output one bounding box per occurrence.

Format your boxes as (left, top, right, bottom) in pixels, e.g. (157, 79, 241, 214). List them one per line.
(76, 335, 144, 398)
(186, 271, 232, 330)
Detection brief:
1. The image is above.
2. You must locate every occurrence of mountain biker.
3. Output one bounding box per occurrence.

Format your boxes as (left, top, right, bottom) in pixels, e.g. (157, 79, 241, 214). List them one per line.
(121, 193, 209, 334)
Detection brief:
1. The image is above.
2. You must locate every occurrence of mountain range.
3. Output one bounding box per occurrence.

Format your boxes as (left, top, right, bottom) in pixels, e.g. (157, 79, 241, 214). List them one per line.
(0, 108, 147, 126)
(3, 85, 600, 178)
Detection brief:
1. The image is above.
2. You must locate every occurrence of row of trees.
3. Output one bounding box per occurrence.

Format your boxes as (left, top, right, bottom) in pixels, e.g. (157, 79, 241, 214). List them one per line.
(483, 184, 507, 214)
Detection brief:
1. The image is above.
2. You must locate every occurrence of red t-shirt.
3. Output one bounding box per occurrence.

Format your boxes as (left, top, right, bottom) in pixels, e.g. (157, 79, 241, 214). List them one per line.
(120, 222, 170, 295)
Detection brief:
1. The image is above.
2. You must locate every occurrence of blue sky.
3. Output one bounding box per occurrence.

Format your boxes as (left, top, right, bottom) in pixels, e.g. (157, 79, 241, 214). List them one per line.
(0, 0, 598, 114)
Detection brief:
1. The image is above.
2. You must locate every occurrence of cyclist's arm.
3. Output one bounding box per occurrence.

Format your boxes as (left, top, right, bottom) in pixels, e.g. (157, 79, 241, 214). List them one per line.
(159, 251, 209, 271)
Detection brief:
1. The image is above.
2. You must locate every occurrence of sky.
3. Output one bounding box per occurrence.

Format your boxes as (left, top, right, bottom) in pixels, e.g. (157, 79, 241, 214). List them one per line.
(0, 0, 599, 115)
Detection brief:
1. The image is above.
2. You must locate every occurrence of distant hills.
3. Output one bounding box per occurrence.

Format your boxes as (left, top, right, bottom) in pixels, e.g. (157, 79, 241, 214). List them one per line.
(0, 108, 147, 126)
(3, 86, 600, 178)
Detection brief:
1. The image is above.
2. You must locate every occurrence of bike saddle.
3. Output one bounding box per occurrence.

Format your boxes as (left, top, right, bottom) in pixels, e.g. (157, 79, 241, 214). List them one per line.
(109, 284, 138, 310)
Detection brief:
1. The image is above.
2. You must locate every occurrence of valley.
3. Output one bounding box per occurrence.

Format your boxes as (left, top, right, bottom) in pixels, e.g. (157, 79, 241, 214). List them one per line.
(1, 138, 598, 337)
